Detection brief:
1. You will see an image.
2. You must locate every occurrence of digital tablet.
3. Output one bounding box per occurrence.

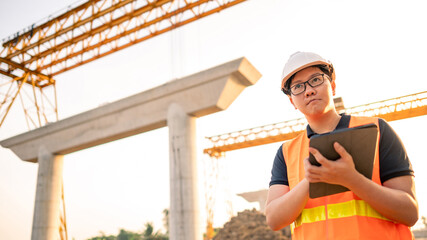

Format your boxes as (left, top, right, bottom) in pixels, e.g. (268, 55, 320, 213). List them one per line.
(308, 123, 378, 198)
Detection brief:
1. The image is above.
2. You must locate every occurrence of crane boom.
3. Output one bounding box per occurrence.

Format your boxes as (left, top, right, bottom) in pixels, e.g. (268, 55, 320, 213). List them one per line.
(1, 0, 246, 80)
(204, 91, 427, 157)
(0, 0, 247, 130)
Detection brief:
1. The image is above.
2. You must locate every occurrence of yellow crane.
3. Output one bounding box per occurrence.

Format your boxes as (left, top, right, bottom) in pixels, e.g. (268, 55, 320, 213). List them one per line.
(204, 91, 427, 157)
(0, 0, 247, 130)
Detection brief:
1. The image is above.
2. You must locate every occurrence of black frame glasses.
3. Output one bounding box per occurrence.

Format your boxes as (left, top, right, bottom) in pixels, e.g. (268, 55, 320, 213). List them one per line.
(283, 73, 329, 96)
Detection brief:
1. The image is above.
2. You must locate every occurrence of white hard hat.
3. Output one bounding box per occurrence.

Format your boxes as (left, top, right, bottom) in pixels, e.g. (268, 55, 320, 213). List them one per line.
(281, 51, 335, 90)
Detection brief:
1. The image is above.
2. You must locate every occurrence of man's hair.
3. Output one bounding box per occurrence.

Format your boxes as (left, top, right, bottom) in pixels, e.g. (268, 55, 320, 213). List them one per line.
(284, 65, 333, 96)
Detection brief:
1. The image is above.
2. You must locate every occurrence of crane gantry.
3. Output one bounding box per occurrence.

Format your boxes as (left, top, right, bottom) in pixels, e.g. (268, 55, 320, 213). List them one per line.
(0, 0, 246, 130)
(204, 91, 427, 156)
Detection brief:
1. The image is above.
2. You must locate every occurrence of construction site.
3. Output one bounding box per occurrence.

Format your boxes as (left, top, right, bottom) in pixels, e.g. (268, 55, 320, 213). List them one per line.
(0, 0, 426, 240)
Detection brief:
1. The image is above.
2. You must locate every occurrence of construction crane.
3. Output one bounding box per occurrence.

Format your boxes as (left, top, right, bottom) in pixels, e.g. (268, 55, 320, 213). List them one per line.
(0, 0, 247, 130)
(0, 1, 247, 239)
(204, 91, 427, 157)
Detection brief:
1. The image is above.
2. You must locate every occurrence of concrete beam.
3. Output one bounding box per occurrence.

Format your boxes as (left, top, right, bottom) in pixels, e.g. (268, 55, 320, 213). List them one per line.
(237, 189, 268, 213)
(0, 57, 261, 162)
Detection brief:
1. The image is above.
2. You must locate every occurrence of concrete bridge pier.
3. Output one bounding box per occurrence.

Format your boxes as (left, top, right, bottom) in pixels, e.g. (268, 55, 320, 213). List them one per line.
(0, 57, 261, 240)
(31, 146, 63, 240)
(168, 103, 201, 240)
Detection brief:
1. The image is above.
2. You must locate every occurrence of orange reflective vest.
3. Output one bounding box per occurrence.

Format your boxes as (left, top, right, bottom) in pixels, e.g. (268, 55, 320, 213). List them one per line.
(282, 116, 413, 240)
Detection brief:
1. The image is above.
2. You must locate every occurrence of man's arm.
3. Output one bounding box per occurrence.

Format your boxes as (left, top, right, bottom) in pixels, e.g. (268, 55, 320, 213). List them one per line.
(306, 142, 419, 226)
(265, 179, 309, 230)
(354, 174, 418, 226)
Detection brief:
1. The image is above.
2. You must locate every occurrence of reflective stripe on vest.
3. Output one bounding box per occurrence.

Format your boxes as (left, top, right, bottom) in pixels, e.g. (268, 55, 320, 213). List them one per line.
(283, 116, 413, 240)
(294, 199, 389, 228)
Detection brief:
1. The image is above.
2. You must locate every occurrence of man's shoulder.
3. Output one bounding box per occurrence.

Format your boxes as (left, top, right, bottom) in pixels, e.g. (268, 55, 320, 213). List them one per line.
(282, 130, 308, 155)
(349, 115, 379, 121)
(283, 130, 307, 145)
(349, 115, 390, 131)
(348, 115, 381, 127)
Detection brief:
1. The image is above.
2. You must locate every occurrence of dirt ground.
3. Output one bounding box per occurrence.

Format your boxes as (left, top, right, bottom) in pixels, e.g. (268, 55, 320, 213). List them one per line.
(213, 209, 291, 240)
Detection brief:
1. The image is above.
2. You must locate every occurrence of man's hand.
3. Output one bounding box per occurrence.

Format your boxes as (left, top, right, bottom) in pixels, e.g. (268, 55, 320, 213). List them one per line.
(303, 142, 361, 187)
(304, 142, 418, 226)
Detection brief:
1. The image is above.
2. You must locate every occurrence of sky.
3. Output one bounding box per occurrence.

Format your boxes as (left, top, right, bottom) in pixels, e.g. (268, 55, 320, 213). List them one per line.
(0, 0, 427, 239)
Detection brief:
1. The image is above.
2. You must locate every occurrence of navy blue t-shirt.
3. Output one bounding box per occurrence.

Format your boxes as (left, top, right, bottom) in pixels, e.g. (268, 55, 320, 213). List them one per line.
(269, 115, 414, 187)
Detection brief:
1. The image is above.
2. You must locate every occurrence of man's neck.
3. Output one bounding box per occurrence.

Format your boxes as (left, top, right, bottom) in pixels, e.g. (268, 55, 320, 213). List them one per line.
(306, 110, 341, 134)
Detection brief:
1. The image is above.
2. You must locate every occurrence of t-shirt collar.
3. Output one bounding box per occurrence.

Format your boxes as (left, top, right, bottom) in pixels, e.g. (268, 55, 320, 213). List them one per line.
(306, 114, 350, 138)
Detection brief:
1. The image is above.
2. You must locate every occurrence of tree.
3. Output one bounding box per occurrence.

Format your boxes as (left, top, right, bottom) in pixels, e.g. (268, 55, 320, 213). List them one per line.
(142, 222, 168, 240)
(117, 229, 140, 240)
(162, 209, 169, 235)
(86, 210, 169, 240)
(143, 223, 154, 238)
(87, 231, 116, 240)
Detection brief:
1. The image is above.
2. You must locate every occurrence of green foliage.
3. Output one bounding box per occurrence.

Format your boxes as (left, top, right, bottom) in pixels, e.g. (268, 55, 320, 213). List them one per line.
(87, 231, 116, 240)
(143, 223, 154, 237)
(162, 209, 169, 234)
(117, 229, 141, 240)
(86, 219, 169, 240)
(142, 222, 168, 240)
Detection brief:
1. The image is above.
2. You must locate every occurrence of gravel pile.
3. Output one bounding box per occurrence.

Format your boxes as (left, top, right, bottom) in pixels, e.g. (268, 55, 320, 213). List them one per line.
(213, 209, 291, 240)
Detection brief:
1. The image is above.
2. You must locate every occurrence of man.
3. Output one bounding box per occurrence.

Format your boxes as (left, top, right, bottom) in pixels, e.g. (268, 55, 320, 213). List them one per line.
(265, 52, 418, 239)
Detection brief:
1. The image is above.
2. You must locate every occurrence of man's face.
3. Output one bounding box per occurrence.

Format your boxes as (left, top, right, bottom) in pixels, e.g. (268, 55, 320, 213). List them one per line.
(288, 66, 336, 117)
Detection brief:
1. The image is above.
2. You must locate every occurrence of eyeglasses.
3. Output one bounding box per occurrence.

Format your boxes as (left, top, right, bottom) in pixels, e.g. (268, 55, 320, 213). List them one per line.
(285, 73, 329, 96)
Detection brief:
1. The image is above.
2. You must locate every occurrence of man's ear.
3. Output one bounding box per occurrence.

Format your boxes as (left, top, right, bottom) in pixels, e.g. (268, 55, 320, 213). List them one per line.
(331, 80, 336, 96)
(289, 96, 297, 109)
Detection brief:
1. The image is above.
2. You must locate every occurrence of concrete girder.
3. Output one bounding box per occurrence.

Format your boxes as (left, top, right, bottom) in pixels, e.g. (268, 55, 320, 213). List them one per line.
(0, 57, 261, 162)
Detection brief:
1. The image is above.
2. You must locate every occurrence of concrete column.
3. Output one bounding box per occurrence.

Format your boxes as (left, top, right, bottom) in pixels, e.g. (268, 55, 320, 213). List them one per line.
(167, 103, 201, 240)
(31, 146, 64, 240)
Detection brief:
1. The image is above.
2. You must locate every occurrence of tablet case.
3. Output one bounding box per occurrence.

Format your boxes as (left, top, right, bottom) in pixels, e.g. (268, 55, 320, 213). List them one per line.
(308, 123, 378, 198)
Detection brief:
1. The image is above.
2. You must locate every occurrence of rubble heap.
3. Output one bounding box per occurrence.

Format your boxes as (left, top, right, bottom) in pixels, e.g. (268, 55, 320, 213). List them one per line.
(213, 209, 291, 240)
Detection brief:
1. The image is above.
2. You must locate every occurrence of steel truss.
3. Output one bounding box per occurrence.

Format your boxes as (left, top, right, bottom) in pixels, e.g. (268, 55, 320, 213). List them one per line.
(204, 91, 427, 157)
(0, 0, 246, 129)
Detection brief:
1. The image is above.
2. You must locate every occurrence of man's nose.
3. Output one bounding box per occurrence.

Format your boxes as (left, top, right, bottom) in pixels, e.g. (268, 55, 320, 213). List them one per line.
(305, 83, 316, 96)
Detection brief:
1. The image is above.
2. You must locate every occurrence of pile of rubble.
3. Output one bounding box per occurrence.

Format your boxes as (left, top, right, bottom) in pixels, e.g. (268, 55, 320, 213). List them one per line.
(213, 209, 291, 240)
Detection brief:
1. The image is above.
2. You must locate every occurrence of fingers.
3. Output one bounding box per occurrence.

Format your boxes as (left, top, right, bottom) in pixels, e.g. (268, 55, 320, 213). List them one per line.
(333, 142, 350, 159)
(304, 158, 322, 182)
(306, 143, 356, 186)
(308, 147, 329, 166)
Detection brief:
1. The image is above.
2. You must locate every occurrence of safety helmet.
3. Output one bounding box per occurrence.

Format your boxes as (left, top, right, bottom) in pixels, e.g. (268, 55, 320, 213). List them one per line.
(281, 51, 335, 91)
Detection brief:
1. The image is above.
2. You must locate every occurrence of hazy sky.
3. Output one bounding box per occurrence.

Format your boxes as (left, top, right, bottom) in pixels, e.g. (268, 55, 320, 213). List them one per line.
(1, 0, 427, 239)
